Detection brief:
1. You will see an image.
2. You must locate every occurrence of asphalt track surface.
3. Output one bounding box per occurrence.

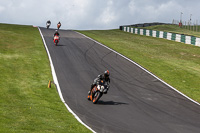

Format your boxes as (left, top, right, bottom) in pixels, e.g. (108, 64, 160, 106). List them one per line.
(40, 28, 200, 133)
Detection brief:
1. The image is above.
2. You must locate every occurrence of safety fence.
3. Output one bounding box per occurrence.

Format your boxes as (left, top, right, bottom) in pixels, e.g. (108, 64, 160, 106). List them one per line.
(121, 26, 200, 47)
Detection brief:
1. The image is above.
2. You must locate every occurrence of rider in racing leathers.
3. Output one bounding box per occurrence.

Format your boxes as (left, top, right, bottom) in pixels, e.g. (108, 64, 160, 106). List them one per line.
(57, 21, 61, 29)
(88, 70, 110, 94)
(53, 30, 60, 40)
(46, 20, 51, 25)
(54, 30, 60, 37)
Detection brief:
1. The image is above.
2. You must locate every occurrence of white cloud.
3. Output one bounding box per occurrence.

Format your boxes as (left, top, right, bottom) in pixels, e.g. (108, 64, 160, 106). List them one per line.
(0, 0, 200, 30)
(95, 0, 118, 26)
(128, 0, 137, 15)
(0, 6, 5, 13)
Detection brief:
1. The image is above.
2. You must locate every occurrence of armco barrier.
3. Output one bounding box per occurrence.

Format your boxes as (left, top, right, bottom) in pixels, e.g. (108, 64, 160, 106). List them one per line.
(122, 26, 200, 47)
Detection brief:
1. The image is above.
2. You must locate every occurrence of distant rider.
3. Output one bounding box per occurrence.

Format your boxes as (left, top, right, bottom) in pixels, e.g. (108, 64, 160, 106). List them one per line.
(88, 70, 110, 94)
(53, 30, 60, 40)
(57, 21, 61, 29)
(46, 20, 51, 28)
(54, 30, 60, 37)
(46, 20, 51, 25)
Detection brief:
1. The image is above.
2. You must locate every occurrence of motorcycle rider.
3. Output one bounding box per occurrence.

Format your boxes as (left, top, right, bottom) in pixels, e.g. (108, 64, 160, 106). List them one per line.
(57, 21, 61, 29)
(46, 20, 51, 27)
(53, 30, 60, 40)
(54, 30, 60, 37)
(89, 70, 110, 94)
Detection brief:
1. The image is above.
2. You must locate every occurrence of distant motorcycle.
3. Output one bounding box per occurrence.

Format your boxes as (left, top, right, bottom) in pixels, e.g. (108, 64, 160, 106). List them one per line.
(87, 79, 109, 104)
(46, 23, 51, 29)
(57, 23, 61, 29)
(53, 35, 59, 46)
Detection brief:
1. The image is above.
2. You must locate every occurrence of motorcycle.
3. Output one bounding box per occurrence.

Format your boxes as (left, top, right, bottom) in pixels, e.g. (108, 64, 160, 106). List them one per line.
(46, 23, 51, 29)
(57, 24, 61, 29)
(53, 35, 59, 46)
(87, 80, 109, 104)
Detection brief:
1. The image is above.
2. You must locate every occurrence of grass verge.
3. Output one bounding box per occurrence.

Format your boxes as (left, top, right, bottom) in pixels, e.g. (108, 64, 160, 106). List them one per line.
(0, 23, 90, 133)
(78, 29, 200, 103)
(143, 24, 200, 37)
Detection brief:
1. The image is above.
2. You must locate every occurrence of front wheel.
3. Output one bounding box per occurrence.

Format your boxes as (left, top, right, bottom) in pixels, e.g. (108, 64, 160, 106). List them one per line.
(92, 91, 101, 104)
(55, 40, 58, 46)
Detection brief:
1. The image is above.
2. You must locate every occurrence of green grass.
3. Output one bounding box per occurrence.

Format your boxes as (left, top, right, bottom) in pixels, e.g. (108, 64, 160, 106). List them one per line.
(143, 24, 200, 37)
(78, 29, 200, 103)
(1, 23, 199, 132)
(0, 23, 91, 133)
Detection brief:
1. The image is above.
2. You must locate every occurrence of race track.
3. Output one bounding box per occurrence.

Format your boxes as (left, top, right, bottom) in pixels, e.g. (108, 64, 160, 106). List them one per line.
(40, 28, 200, 133)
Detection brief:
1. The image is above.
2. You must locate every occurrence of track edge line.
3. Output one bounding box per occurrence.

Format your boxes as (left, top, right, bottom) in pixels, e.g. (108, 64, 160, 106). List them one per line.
(76, 31, 200, 106)
(38, 27, 96, 133)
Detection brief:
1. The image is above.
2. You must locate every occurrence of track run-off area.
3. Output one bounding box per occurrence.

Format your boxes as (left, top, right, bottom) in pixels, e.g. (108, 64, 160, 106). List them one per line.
(39, 27, 200, 133)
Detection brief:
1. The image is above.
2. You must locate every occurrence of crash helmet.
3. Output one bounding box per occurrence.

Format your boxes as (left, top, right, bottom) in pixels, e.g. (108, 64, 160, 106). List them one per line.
(104, 70, 110, 78)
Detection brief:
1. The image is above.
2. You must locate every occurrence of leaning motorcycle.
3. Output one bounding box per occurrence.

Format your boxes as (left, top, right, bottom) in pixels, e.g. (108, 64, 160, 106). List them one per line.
(57, 24, 61, 29)
(87, 80, 109, 104)
(53, 35, 59, 46)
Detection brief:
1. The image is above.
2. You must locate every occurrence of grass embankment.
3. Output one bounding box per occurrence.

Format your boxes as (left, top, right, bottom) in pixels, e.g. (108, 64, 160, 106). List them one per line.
(0, 23, 90, 133)
(78, 29, 200, 103)
(144, 24, 200, 37)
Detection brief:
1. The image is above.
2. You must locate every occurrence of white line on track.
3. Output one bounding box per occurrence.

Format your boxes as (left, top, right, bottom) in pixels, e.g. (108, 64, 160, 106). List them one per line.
(38, 27, 96, 133)
(76, 31, 200, 106)
(38, 27, 199, 133)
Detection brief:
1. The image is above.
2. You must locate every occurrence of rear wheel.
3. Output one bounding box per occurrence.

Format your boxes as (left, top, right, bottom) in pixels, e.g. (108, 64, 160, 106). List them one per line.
(55, 40, 58, 46)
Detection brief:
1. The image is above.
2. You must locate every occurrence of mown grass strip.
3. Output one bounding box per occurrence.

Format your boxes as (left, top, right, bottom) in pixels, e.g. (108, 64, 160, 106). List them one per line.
(0, 23, 91, 133)
(143, 24, 200, 37)
(78, 29, 200, 103)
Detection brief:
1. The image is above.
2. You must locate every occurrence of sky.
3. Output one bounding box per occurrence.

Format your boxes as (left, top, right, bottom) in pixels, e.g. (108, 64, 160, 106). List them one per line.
(0, 0, 200, 30)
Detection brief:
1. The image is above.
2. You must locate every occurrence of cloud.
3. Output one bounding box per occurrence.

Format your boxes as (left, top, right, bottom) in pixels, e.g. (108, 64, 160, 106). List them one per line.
(0, 0, 200, 30)
(0, 4, 5, 13)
